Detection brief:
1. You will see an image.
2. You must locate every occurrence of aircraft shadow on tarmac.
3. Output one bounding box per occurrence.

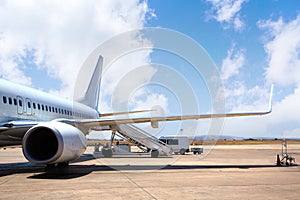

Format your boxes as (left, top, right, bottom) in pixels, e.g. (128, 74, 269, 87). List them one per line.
(0, 154, 283, 180)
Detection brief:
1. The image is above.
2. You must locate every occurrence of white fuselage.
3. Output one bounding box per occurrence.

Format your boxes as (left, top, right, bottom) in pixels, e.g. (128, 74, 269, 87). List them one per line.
(0, 79, 99, 124)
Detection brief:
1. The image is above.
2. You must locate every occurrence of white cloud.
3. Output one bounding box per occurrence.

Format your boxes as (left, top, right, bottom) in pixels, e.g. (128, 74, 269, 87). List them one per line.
(270, 87, 300, 124)
(0, 0, 176, 126)
(283, 128, 300, 139)
(0, 55, 32, 86)
(101, 53, 158, 112)
(221, 86, 300, 138)
(218, 43, 272, 137)
(258, 15, 300, 87)
(0, 0, 154, 98)
(130, 91, 169, 114)
(213, 81, 274, 138)
(221, 45, 245, 80)
(239, 15, 300, 138)
(218, 15, 300, 138)
(223, 80, 270, 112)
(206, 0, 247, 31)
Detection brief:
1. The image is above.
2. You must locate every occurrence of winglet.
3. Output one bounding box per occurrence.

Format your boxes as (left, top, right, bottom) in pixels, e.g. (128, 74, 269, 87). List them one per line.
(268, 84, 274, 113)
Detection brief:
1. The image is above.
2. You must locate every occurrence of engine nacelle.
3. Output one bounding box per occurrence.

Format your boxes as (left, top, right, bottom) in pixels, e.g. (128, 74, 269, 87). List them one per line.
(22, 121, 86, 165)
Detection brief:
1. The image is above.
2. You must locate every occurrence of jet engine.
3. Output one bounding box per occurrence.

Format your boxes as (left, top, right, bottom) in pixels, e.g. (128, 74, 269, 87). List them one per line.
(22, 121, 86, 165)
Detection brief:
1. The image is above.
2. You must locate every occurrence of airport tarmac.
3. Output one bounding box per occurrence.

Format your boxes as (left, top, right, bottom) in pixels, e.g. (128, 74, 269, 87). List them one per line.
(0, 144, 300, 200)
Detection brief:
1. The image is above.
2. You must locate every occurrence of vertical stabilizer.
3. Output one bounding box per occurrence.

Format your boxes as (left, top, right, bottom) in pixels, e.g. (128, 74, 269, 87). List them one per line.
(78, 55, 103, 109)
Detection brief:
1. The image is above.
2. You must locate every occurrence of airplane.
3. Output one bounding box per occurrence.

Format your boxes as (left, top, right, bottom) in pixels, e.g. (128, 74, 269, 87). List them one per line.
(0, 55, 273, 167)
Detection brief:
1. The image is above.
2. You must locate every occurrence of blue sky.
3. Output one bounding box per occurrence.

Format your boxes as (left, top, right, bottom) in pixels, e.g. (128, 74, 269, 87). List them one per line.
(0, 0, 300, 138)
(144, 0, 300, 138)
(147, 0, 298, 89)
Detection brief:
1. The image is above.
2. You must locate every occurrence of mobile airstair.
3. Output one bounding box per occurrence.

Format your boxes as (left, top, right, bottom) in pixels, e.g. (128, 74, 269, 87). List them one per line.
(101, 124, 173, 158)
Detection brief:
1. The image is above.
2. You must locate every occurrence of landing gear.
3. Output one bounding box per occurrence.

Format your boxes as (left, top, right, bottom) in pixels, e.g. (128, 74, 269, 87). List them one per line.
(100, 130, 116, 158)
(46, 162, 69, 168)
(57, 162, 69, 168)
(102, 148, 113, 158)
(151, 150, 159, 158)
(46, 164, 56, 168)
(179, 148, 186, 155)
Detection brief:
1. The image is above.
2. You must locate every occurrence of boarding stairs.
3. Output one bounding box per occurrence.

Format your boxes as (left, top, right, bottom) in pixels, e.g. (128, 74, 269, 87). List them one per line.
(115, 124, 173, 157)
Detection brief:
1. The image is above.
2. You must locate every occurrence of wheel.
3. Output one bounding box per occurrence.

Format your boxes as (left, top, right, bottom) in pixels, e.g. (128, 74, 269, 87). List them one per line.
(45, 162, 69, 169)
(57, 162, 69, 168)
(179, 148, 186, 155)
(193, 151, 197, 155)
(102, 148, 113, 158)
(151, 150, 159, 158)
(46, 164, 56, 168)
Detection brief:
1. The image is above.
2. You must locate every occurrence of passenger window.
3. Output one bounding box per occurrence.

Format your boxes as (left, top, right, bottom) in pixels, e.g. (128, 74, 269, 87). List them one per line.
(27, 102, 31, 108)
(3, 96, 7, 104)
(37, 104, 41, 110)
(41, 105, 44, 111)
(8, 97, 12, 105)
(45, 105, 48, 111)
(14, 99, 17, 106)
(18, 100, 22, 107)
(33, 103, 36, 109)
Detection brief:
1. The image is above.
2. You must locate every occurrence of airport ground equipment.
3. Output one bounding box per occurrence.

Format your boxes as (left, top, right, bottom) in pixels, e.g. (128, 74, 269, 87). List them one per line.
(190, 147, 203, 154)
(159, 136, 203, 155)
(101, 124, 173, 158)
(276, 140, 296, 166)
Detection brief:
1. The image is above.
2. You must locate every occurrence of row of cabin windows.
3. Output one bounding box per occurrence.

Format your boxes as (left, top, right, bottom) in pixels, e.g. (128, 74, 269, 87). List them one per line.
(2, 96, 21, 106)
(2, 95, 87, 118)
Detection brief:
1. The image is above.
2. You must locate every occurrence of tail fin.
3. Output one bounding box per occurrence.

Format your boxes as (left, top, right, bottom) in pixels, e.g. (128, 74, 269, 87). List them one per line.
(78, 55, 103, 110)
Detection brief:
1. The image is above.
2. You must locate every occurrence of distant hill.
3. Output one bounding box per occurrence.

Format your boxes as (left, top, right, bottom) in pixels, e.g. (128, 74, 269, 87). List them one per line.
(190, 135, 300, 141)
(190, 135, 244, 141)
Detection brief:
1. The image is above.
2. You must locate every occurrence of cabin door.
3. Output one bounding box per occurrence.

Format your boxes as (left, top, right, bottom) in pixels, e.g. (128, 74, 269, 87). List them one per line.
(25, 98, 32, 116)
(16, 96, 23, 115)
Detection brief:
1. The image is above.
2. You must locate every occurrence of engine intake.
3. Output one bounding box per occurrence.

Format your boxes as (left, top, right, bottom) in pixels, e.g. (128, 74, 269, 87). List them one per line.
(22, 122, 86, 165)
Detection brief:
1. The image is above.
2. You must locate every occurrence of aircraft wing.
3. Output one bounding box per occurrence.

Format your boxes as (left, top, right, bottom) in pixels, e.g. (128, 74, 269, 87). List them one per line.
(64, 84, 274, 131)
(0, 121, 41, 146)
(0, 106, 271, 146)
(65, 108, 271, 131)
(99, 109, 154, 117)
